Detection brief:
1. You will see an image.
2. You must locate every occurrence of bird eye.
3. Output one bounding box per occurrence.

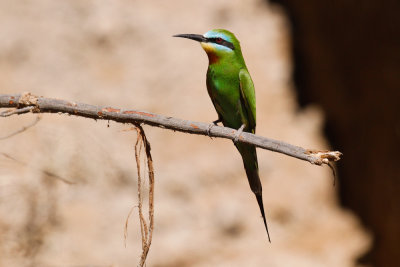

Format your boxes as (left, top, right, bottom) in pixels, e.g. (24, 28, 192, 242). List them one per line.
(216, 38, 223, 43)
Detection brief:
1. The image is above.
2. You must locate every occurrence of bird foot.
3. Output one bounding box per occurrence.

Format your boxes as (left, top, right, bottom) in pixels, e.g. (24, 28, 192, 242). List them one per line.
(206, 119, 222, 137)
(234, 124, 246, 143)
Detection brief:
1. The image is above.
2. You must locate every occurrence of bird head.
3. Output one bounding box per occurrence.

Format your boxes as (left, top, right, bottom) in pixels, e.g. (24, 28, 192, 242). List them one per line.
(174, 29, 243, 64)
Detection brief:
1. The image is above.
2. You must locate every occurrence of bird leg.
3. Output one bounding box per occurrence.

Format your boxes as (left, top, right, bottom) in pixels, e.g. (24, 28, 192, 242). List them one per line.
(234, 124, 246, 143)
(206, 118, 222, 137)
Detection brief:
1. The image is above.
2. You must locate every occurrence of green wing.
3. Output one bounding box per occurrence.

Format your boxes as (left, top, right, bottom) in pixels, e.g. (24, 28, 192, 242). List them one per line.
(239, 69, 256, 133)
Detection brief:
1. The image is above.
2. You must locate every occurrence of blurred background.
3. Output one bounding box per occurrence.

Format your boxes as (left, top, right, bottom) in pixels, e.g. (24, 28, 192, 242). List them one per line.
(0, 0, 397, 266)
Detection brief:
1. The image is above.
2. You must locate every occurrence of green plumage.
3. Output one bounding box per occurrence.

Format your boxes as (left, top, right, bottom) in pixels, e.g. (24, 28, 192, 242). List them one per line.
(174, 29, 271, 241)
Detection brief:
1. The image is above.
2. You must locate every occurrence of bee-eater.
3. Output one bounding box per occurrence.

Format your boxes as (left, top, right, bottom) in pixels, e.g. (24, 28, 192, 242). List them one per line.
(174, 29, 271, 242)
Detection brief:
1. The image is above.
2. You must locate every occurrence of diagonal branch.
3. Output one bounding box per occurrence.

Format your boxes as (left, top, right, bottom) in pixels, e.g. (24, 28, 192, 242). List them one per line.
(0, 93, 342, 165)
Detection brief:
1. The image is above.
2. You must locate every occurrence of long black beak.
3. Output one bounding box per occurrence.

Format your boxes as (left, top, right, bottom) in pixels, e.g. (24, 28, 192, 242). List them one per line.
(173, 34, 207, 42)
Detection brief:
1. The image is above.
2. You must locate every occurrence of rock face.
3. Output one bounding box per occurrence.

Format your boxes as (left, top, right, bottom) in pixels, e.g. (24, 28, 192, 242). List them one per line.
(270, 1, 400, 266)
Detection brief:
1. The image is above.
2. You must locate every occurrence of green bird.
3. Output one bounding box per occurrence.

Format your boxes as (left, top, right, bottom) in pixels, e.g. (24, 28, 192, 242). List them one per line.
(174, 29, 271, 242)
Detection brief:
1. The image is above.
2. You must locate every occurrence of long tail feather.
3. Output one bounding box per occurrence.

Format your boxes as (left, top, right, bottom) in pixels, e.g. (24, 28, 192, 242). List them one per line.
(236, 143, 271, 242)
(255, 193, 271, 242)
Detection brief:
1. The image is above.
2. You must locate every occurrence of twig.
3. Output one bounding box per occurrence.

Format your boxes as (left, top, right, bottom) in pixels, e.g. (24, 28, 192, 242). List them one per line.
(143, 125, 154, 266)
(0, 93, 342, 165)
(124, 205, 137, 248)
(0, 106, 34, 117)
(327, 162, 337, 186)
(135, 128, 147, 256)
(134, 125, 154, 267)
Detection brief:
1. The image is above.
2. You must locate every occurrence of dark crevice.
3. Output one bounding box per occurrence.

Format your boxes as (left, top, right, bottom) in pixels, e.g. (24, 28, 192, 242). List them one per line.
(269, 1, 400, 267)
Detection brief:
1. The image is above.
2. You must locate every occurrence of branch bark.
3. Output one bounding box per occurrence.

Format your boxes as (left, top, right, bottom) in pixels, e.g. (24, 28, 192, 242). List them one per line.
(0, 92, 342, 165)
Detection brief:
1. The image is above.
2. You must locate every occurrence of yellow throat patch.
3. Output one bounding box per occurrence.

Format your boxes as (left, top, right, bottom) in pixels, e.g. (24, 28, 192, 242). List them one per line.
(201, 42, 216, 53)
(201, 42, 219, 64)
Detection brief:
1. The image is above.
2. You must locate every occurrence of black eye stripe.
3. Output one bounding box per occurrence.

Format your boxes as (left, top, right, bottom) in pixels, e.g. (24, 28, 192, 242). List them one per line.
(207, 37, 235, 50)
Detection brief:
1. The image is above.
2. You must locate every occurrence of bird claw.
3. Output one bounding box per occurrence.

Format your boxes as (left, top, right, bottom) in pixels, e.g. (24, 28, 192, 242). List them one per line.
(206, 124, 214, 137)
(207, 119, 222, 137)
(234, 124, 246, 143)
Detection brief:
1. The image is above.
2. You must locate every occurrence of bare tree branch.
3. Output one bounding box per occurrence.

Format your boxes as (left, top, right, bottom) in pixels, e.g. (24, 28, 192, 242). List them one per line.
(0, 92, 342, 165)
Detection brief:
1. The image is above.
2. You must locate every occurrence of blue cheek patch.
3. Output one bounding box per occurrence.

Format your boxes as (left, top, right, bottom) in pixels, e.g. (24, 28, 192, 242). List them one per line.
(214, 44, 233, 52)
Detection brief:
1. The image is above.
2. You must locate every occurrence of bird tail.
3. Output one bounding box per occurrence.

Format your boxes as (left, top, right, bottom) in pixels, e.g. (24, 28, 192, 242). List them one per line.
(236, 143, 271, 242)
